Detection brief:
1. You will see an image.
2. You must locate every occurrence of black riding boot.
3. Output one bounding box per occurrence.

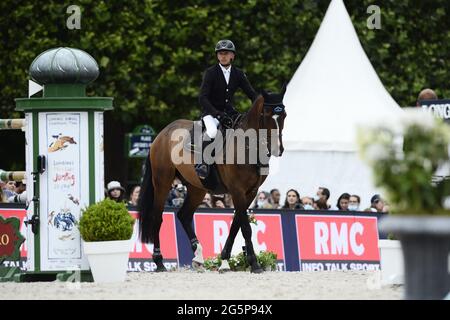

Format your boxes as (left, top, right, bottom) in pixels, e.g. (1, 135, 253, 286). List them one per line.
(195, 138, 213, 180)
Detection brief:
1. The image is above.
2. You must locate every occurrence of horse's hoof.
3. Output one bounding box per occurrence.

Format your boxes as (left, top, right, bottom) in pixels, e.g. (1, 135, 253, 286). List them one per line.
(155, 265, 167, 272)
(250, 266, 264, 274)
(192, 261, 205, 273)
(251, 268, 264, 274)
(218, 260, 231, 273)
(218, 267, 231, 274)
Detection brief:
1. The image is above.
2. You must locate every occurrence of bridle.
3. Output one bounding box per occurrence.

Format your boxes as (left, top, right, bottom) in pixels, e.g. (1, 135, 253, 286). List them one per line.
(218, 99, 285, 173)
(260, 102, 285, 157)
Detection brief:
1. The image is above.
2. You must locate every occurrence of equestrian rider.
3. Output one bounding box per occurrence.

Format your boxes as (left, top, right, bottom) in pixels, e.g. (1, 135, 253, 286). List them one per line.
(195, 39, 257, 179)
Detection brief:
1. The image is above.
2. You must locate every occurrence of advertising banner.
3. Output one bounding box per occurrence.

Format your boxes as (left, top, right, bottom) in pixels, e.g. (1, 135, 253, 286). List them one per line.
(0, 206, 381, 272)
(193, 212, 285, 269)
(420, 99, 450, 123)
(0, 207, 27, 269)
(295, 214, 380, 271)
(128, 211, 178, 272)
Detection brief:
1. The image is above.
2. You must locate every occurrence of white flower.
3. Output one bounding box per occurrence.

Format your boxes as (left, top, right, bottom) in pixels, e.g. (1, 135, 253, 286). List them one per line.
(400, 108, 436, 131)
(364, 143, 390, 163)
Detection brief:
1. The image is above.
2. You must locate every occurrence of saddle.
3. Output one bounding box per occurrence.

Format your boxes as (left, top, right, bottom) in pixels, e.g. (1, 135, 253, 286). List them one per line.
(184, 115, 242, 194)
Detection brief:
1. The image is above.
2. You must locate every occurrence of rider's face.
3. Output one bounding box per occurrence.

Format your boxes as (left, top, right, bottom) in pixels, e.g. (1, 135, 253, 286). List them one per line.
(217, 51, 234, 66)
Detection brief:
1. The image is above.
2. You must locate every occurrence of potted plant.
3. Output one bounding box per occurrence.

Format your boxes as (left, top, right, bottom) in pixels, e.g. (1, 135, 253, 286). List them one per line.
(78, 198, 135, 283)
(358, 109, 450, 299)
(378, 238, 404, 285)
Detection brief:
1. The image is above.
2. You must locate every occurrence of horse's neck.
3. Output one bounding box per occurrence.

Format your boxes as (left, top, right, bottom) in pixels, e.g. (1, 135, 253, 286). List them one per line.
(240, 112, 260, 131)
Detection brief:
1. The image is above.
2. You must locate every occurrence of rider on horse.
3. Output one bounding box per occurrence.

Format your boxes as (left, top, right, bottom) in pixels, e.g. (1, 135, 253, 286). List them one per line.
(195, 39, 257, 179)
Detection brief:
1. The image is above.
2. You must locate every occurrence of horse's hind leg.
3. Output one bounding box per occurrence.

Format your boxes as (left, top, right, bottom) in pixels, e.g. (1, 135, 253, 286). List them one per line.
(176, 183, 206, 271)
(240, 209, 263, 273)
(152, 169, 176, 272)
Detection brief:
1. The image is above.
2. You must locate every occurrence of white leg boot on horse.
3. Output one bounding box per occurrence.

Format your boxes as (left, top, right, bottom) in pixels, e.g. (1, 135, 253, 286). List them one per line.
(219, 259, 231, 273)
(219, 210, 241, 273)
(191, 240, 205, 272)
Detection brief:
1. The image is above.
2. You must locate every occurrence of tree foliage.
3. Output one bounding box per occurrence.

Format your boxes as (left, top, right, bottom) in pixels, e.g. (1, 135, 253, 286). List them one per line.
(1, 0, 448, 132)
(0, 1, 448, 177)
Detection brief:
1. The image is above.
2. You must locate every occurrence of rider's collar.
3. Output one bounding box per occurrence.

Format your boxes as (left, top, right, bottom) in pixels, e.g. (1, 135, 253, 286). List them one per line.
(219, 63, 232, 71)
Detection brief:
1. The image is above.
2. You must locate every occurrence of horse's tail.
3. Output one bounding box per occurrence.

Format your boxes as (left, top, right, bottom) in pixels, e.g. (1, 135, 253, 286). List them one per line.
(138, 154, 155, 243)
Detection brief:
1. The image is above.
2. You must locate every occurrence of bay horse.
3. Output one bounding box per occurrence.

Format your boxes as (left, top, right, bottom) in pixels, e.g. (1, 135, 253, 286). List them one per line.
(138, 85, 286, 273)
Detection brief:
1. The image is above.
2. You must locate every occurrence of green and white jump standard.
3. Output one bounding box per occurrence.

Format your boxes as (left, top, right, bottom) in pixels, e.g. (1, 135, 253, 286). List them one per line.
(12, 47, 113, 282)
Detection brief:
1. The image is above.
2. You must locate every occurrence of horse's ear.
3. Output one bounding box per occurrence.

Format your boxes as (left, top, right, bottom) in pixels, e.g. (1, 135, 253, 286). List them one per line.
(251, 94, 264, 115)
(254, 94, 264, 108)
(280, 82, 287, 96)
(261, 89, 269, 99)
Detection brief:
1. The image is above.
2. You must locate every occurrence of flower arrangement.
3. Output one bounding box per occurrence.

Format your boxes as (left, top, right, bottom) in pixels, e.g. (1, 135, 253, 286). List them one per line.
(358, 108, 450, 215)
(248, 212, 258, 225)
(203, 251, 277, 272)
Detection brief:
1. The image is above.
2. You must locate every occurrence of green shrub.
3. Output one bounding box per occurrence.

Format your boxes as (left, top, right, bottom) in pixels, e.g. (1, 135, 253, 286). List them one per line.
(257, 251, 277, 271)
(203, 251, 278, 272)
(203, 255, 221, 271)
(78, 198, 135, 241)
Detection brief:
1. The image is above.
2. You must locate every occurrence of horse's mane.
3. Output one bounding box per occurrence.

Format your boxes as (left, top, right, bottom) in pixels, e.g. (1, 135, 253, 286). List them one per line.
(241, 95, 264, 130)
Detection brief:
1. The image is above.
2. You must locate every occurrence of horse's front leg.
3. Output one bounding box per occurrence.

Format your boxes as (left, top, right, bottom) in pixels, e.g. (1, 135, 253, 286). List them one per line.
(219, 189, 258, 273)
(218, 211, 242, 272)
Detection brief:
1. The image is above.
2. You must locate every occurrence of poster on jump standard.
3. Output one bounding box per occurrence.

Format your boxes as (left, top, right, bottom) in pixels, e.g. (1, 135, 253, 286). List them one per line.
(39, 112, 90, 271)
(94, 112, 105, 202)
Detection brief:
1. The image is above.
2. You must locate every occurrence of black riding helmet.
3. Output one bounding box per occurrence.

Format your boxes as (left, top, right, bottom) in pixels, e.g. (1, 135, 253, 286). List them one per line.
(215, 39, 236, 53)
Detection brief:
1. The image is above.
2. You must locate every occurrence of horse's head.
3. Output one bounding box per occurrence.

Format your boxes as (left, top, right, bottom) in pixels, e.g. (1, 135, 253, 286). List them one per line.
(258, 84, 287, 157)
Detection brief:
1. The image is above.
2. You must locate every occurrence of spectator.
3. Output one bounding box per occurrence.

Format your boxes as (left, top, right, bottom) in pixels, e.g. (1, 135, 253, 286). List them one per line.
(365, 194, 385, 212)
(349, 195, 361, 211)
(269, 189, 282, 209)
(199, 193, 213, 208)
(212, 194, 226, 208)
(4, 180, 16, 192)
(315, 187, 330, 209)
(166, 178, 187, 207)
(106, 181, 126, 202)
(283, 189, 303, 210)
(416, 88, 438, 106)
(8, 191, 27, 204)
(301, 196, 314, 210)
(224, 193, 234, 208)
(2, 180, 16, 199)
(128, 185, 141, 207)
(172, 186, 187, 207)
(314, 198, 329, 210)
(14, 181, 26, 195)
(252, 191, 272, 209)
(214, 199, 226, 208)
(0, 188, 7, 203)
(336, 193, 351, 211)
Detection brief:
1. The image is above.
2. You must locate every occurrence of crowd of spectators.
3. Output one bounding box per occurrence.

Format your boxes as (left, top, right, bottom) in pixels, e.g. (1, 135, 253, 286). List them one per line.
(157, 179, 390, 213)
(103, 178, 390, 213)
(0, 176, 389, 214)
(0, 179, 27, 204)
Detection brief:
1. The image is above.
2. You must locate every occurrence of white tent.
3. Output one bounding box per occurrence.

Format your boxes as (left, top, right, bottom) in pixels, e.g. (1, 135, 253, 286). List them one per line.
(261, 0, 403, 209)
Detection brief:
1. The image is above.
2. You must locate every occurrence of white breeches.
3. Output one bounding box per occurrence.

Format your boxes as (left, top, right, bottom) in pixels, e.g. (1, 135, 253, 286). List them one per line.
(203, 115, 220, 139)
